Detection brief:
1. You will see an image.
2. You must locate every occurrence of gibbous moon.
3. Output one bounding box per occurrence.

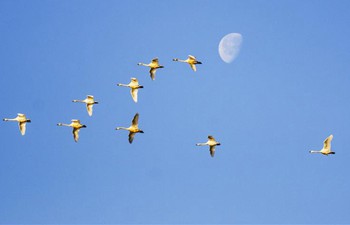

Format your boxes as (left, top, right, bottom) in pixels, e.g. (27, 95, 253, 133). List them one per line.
(218, 33, 243, 63)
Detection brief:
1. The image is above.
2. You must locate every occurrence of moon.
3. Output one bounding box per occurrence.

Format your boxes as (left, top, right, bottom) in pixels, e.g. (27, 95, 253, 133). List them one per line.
(218, 33, 243, 63)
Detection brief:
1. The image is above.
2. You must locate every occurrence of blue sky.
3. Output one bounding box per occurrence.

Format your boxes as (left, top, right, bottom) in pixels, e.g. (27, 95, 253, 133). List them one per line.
(1, 0, 350, 224)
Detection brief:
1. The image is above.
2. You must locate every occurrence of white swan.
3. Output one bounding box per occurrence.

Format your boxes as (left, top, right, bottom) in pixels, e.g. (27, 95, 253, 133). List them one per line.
(137, 57, 164, 80)
(196, 135, 221, 157)
(116, 113, 144, 144)
(57, 119, 87, 142)
(173, 55, 202, 72)
(117, 78, 144, 103)
(72, 95, 99, 116)
(309, 134, 335, 155)
(3, 113, 31, 135)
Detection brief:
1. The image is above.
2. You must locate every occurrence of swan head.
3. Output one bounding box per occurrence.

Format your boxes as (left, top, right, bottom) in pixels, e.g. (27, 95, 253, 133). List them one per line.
(82, 125, 87, 128)
(139, 130, 144, 133)
(217, 142, 221, 146)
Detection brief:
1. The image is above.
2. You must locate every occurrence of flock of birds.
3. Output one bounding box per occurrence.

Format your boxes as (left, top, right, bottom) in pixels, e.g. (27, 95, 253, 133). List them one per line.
(2, 55, 335, 157)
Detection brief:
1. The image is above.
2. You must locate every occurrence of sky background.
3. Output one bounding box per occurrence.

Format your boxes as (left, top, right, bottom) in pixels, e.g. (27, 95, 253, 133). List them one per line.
(1, 0, 350, 224)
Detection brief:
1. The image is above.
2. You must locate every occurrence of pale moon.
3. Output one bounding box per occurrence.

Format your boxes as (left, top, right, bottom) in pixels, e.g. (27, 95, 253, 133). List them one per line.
(218, 33, 243, 63)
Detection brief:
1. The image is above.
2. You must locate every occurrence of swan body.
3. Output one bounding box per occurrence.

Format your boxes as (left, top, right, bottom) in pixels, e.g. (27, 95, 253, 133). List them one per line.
(72, 95, 98, 116)
(196, 135, 221, 157)
(116, 113, 144, 144)
(173, 55, 202, 72)
(3, 113, 31, 135)
(117, 77, 144, 103)
(137, 57, 164, 80)
(309, 134, 335, 155)
(57, 119, 87, 142)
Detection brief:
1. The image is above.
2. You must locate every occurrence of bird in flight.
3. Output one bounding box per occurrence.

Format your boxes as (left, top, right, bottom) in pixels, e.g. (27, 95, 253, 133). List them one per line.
(57, 119, 87, 142)
(72, 95, 99, 116)
(196, 135, 221, 157)
(3, 113, 31, 135)
(117, 77, 144, 103)
(137, 57, 164, 80)
(116, 113, 144, 144)
(309, 134, 335, 155)
(173, 55, 202, 72)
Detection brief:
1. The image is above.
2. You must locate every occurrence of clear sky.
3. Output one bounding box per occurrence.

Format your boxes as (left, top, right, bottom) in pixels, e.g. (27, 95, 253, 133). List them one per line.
(1, 0, 350, 224)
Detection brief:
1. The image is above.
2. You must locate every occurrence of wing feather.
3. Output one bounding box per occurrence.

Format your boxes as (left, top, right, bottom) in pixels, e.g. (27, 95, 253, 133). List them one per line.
(132, 113, 139, 126)
(73, 128, 80, 142)
(19, 122, 26, 135)
(86, 104, 93, 116)
(131, 88, 138, 103)
(129, 132, 136, 144)
(209, 146, 216, 157)
(323, 134, 333, 150)
(150, 68, 156, 80)
(190, 64, 197, 71)
(208, 136, 215, 141)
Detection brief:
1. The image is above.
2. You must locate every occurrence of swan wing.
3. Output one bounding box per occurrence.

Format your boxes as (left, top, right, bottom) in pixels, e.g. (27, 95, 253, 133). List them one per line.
(128, 132, 136, 144)
(151, 58, 159, 64)
(323, 134, 333, 150)
(19, 122, 26, 135)
(73, 128, 80, 142)
(131, 88, 138, 103)
(150, 68, 156, 80)
(130, 78, 139, 86)
(209, 145, 216, 157)
(132, 113, 139, 126)
(190, 63, 197, 71)
(208, 135, 216, 142)
(86, 104, 93, 116)
(188, 55, 196, 60)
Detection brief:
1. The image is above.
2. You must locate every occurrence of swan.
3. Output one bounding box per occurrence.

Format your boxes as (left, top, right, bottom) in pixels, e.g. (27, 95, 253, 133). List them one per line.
(116, 113, 144, 144)
(72, 95, 99, 116)
(57, 119, 87, 142)
(117, 78, 144, 103)
(3, 113, 31, 135)
(137, 57, 164, 80)
(309, 134, 335, 155)
(173, 55, 202, 72)
(196, 135, 221, 157)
